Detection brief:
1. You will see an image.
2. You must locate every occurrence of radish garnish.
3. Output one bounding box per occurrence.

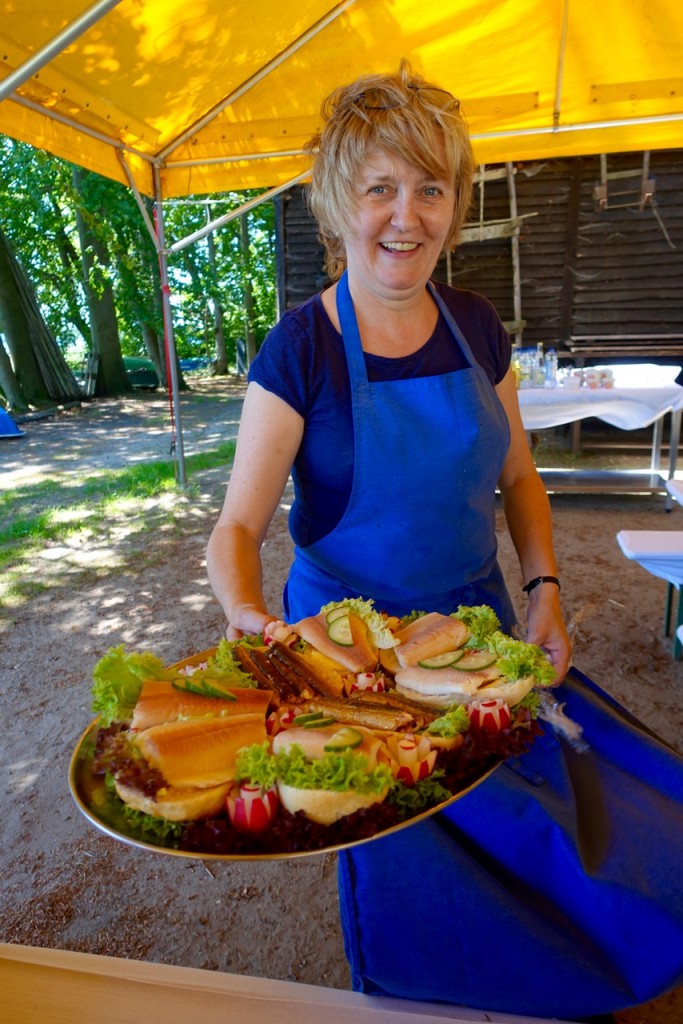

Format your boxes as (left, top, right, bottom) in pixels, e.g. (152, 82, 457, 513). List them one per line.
(387, 734, 437, 785)
(350, 672, 387, 694)
(267, 707, 297, 735)
(227, 783, 279, 833)
(467, 698, 511, 732)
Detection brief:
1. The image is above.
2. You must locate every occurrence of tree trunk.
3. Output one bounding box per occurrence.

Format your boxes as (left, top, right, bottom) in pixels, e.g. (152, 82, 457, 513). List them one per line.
(239, 214, 257, 367)
(142, 321, 166, 385)
(0, 227, 81, 407)
(47, 193, 92, 346)
(212, 300, 228, 374)
(205, 208, 228, 374)
(73, 168, 130, 397)
(0, 332, 29, 410)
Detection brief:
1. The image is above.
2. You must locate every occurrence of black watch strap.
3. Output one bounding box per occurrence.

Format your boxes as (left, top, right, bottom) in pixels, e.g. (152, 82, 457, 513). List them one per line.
(522, 575, 561, 595)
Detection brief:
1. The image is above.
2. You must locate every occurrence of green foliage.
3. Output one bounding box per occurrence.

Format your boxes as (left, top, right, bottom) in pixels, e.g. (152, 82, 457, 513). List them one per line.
(164, 192, 276, 363)
(0, 136, 277, 372)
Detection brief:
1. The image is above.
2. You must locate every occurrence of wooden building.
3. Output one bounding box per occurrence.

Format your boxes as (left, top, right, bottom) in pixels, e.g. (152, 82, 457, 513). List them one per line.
(274, 149, 683, 366)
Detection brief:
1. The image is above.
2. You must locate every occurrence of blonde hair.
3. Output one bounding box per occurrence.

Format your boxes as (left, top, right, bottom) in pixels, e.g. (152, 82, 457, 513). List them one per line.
(306, 59, 474, 277)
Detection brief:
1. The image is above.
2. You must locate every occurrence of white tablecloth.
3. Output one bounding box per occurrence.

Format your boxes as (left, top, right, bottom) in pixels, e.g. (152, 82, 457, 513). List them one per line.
(0, 944, 564, 1024)
(616, 529, 683, 587)
(518, 362, 683, 431)
(519, 383, 683, 432)
(667, 479, 683, 506)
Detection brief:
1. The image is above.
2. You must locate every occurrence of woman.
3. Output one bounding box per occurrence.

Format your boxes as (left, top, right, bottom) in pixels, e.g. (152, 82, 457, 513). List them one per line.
(207, 61, 570, 672)
(208, 63, 683, 1021)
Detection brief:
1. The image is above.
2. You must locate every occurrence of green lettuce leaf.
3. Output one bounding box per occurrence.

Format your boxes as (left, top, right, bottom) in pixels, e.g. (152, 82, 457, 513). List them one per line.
(514, 689, 542, 718)
(236, 742, 392, 794)
(484, 631, 556, 686)
(104, 774, 183, 841)
(235, 742, 279, 790)
(455, 604, 501, 644)
(425, 704, 470, 738)
(187, 638, 259, 689)
(91, 645, 176, 726)
(388, 770, 452, 815)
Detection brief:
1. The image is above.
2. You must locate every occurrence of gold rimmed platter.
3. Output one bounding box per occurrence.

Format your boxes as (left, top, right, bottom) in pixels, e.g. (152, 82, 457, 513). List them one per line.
(69, 639, 534, 861)
(68, 719, 502, 862)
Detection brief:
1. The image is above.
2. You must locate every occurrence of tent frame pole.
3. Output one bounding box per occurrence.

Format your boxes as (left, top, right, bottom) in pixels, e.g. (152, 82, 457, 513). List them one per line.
(0, 0, 125, 103)
(153, 165, 187, 488)
(168, 171, 310, 254)
(156, 0, 358, 162)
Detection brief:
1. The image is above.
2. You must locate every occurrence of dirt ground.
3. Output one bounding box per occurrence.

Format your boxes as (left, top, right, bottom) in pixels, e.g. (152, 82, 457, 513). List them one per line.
(1, 377, 682, 1023)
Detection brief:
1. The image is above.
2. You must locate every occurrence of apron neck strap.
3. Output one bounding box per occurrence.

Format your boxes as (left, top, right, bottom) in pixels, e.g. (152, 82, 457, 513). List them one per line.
(336, 271, 367, 381)
(336, 270, 478, 372)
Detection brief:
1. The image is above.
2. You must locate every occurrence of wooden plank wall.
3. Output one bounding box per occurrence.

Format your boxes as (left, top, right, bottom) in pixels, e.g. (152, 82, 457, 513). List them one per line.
(275, 150, 683, 361)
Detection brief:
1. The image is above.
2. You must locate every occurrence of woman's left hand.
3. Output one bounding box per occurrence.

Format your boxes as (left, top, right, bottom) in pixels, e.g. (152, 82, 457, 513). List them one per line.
(525, 588, 573, 684)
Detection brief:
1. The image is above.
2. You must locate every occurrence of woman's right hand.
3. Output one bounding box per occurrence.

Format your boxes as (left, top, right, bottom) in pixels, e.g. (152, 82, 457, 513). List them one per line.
(225, 605, 274, 641)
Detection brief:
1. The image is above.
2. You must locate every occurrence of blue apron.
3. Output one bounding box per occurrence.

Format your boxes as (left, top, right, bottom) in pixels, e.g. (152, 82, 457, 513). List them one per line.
(283, 270, 514, 627)
(283, 272, 683, 1018)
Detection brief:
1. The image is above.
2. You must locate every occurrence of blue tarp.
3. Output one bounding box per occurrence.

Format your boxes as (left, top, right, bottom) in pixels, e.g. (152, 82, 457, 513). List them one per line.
(0, 407, 24, 438)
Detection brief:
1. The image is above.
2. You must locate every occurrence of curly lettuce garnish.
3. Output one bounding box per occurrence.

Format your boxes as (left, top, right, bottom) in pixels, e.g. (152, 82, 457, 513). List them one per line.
(92, 637, 260, 726)
(235, 742, 279, 790)
(210, 637, 261, 687)
(484, 631, 556, 686)
(397, 609, 426, 627)
(104, 775, 184, 842)
(455, 604, 501, 645)
(92, 646, 176, 726)
(320, 597, 398, 649)
(425, 704, 470, 738)
(514, 689, 542, 718)
(388, 770, 452, 816)
(236, 742, 392, 794)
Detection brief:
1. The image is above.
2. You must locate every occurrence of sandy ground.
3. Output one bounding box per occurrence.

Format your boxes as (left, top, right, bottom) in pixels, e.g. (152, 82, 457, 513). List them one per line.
(1, 377, 682, 1023)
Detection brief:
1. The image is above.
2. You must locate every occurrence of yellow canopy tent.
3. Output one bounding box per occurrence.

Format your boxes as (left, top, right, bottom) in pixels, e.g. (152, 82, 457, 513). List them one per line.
(2, 0, 682, 480)
(2, 0, 682, 196)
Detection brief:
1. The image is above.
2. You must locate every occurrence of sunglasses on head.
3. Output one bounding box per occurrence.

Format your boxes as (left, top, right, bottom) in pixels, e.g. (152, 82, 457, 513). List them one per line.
(349, 83, 459, 112)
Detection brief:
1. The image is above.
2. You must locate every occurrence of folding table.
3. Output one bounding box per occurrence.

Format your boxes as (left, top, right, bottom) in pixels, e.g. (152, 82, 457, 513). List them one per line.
(519, 363, 683, 497)
(616, 528, 683, 657)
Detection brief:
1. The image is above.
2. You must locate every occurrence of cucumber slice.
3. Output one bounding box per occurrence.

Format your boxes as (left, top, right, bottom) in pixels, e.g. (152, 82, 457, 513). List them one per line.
(326, 605, 350, 624)
(323, 726, 363, 751)
(456, 650, 497, 670)
(418, 649, 465, 669)
(327, 614, 353, 646)
(303, 715, 337, 729)
(293, 711, 325, 726)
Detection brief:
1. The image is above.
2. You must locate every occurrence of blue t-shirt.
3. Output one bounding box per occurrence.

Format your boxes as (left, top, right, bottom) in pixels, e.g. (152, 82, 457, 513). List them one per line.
(249, 282, 511, 547)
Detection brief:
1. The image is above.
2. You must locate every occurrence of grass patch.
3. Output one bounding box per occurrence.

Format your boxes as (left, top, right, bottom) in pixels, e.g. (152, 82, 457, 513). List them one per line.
(0, 441, 235, 579)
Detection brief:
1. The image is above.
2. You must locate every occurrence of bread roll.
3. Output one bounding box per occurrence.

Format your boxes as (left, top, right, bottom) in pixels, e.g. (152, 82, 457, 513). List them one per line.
(136, 714, 267, 788)
(114, 779, 232, 821)
(131, 679, 270, 730)
(294, 611, 377, 672)
(393, 612, 469, 668)
(276, 782, 388, 825)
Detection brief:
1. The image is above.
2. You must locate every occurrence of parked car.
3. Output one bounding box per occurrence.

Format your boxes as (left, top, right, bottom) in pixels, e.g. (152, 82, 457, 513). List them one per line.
(179, 357, 212, 373)
(123, 356, 159, 390)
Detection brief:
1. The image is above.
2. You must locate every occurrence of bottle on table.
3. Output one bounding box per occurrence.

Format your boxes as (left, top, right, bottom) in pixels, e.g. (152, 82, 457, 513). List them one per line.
(544, 348, 558, 388)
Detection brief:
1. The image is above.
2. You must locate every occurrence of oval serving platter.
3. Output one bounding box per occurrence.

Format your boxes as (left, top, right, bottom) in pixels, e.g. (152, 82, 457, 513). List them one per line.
(68, 640, 516, 861)
(68, 719, 501, 862)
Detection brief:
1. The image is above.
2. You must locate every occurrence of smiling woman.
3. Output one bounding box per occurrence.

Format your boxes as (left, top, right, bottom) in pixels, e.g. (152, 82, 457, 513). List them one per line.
(205, 61, 683, 1020)
(335, 148, 455, 331)
(306, 58, 474, 282)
